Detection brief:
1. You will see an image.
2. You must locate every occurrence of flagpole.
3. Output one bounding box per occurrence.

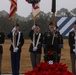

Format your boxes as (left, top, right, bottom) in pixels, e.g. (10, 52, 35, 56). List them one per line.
(51, 0, 56, 25)
(14, 13, 16, 47)
(14, 13, 16, 26)
(52, 13, 56, 25)
(34, 18, 36, 25)
(51, 0, 57, 62)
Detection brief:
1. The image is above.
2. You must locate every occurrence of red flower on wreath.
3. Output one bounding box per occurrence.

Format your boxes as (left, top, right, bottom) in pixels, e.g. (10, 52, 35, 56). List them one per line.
(25, 62, 74, 75)
(48, 51, 54, 55)
(44, 51, 58, 62)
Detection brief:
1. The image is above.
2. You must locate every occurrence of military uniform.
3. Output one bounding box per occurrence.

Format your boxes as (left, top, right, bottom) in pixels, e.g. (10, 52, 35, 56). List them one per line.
(57, 34, 63, 62)
(29, 29, 43, 69)
(68, 30, 76, 74)
(0, 31, 5, 75)
(44, 30, 61, 53)
(8, 30, 24, 75)
(53, 26, 63, 62)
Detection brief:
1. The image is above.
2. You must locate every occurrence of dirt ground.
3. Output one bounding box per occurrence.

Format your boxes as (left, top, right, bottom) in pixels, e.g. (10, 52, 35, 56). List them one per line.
(2, 39, 72, 74)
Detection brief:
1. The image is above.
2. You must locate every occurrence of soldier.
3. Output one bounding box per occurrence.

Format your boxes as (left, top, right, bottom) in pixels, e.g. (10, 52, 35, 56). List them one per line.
(0, 27, 5, 75)
(68, 22, 76, 75)
(54, 26, 63, 62)
(8, 24, 24, 75)
(29, 24, 43, 69)
(43, 22, 61, 62)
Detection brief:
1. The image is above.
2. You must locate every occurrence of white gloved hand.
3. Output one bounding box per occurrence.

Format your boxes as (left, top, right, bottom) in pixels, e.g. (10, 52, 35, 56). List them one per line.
(12, 27, 16, 32)
(13, 47, 18, 52)
(74, 36, 76, 40)
(73, 49, 76, 53)
(32, 25, 36, 30)
(15, 47, 18, 50)
(49, 60, 53, 64)
(33, 47, 38, 51)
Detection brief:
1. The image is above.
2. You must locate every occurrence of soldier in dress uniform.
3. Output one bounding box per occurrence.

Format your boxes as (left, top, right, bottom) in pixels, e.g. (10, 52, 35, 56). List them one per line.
(68, 22, 76, 75)
(0, 26, 5, 75)
(54, 26, 63, 62)
(29, 24, 43, 69)
(7, 24, 24, 75)
(43, 22, 61, 62)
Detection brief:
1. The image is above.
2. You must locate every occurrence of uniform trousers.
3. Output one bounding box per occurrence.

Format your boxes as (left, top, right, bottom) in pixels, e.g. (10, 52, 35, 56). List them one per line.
(56, 49, 61, 63)
(0, 54, 2, 75)
(11, 52, 21, 75)
(30, 53, 41, 69)
(70, 53, 76, 75)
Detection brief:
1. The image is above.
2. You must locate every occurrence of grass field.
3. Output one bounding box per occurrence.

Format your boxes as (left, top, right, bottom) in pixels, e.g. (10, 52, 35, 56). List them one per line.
(2, 39, 72, 74)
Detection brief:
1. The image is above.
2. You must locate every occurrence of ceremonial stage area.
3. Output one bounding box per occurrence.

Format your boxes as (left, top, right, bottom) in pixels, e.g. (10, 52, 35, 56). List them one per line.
(2, 39, 72, 74)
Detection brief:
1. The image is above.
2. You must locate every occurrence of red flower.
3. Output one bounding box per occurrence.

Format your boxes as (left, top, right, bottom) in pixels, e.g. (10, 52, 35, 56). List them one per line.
(44, 51, 58, 62)
(25, 62, 74, 75)
(48, 51, 54, 56)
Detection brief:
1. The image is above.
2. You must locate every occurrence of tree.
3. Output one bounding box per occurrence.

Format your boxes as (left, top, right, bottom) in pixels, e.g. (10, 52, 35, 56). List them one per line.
(56, 8, 70, 16)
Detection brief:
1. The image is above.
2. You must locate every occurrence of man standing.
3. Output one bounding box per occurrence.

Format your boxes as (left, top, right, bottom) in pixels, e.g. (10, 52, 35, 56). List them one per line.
(0, 27, 5, 75)
(43, 22, 61, 62)
(29, 24, 43, 69)
(68, 22, 76, 75)
(8, 24, 24, 75)
(54, 26, 63, 62)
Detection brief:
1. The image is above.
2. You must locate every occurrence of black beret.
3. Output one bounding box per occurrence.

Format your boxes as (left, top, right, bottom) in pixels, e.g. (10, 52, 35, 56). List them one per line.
(35, 24, 40, 27)
(56, 26, 58, 29)
(49, 22, 53, 26)
(16, 23, 19, 26)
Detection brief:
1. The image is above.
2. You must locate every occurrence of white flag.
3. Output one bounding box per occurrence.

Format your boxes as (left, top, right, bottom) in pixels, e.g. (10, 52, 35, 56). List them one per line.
(32, 3, 40, 18)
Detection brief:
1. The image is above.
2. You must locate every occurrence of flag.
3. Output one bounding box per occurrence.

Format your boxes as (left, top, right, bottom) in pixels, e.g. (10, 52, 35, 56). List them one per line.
(32, 3, 40, 18)
(51, 0, 56, 13)
(8, 0, 17, 19)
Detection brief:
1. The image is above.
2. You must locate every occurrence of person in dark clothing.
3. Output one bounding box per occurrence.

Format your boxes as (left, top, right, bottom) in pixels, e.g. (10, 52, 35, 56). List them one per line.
(57, 34, 63, 62)
(68, 22, 76, 75)
(29, 24, 43, 69)
(8, 24, 24, 75)
(54, 26, 63, 62)
(0, 27, 5, 75)
(43, 22, 61, 62)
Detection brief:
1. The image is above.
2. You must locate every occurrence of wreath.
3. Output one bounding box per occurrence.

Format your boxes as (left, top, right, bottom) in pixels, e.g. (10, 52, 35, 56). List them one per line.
(25, 62, 74, 75)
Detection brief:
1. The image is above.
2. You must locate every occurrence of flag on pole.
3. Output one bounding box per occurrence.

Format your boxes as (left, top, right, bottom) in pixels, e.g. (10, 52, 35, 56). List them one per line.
(32, 3, 40, 18)
(8, 0, 17, 19)
(51, 0, 56, 13)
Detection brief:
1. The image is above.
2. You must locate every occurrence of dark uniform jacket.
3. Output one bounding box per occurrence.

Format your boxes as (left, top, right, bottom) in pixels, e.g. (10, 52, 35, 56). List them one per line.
(68, 30, 76, 53)
(0, 31, 5, 54)
(29, 30, 43, 54)
(60, 35, 63, 45)
(8, 31, 24, 52)
(57, 34, 63, 54)
(43, 30, 61, 52)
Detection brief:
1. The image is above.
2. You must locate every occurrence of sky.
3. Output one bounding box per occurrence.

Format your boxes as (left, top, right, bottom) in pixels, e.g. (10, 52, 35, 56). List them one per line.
(0, 0, 76, 17)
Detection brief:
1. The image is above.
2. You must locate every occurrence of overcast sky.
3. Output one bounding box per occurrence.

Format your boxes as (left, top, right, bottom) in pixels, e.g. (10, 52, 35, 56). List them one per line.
(0, 0, 76, 17)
